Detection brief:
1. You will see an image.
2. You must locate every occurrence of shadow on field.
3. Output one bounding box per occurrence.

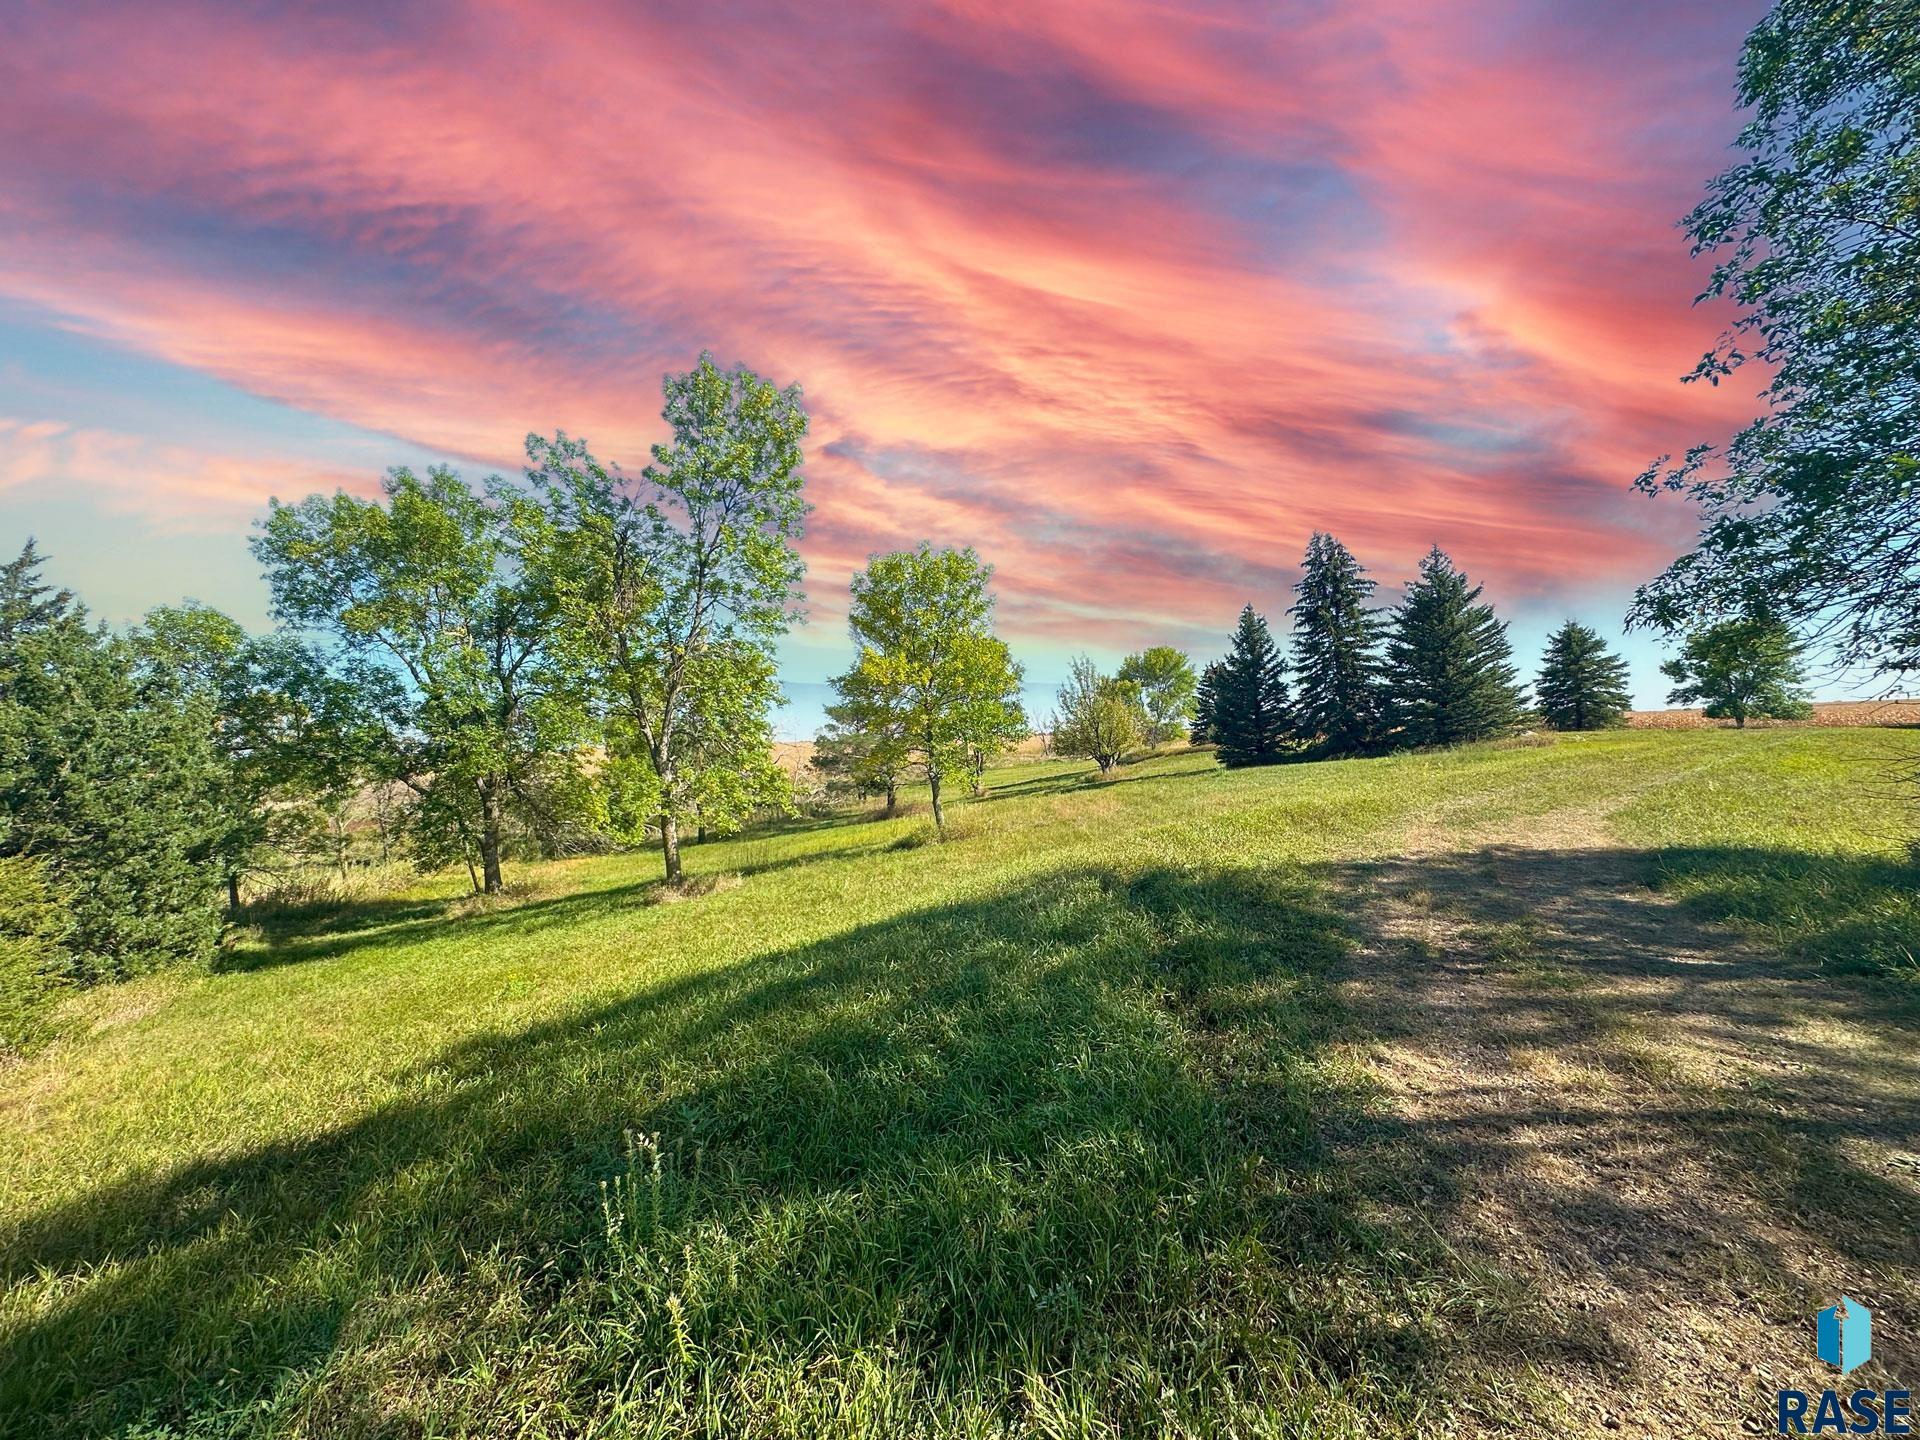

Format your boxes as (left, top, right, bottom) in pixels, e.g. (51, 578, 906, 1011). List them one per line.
(0, 861, 1591, 1438)
(1326, 842, 1920, 1402)
(7, 843, 1918, 1434)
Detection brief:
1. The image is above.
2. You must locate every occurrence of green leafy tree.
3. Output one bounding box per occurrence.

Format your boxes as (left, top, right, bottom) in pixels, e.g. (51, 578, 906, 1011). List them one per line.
(1289, 532, 1385, 754)
(816, 662, 910, 813)
(133, 604, 382, 910)
(1115, 646, 1196, 747)
(0, 549, 223, 982)
(833, 544, 1024, 830)
(1190, 660, 1223, 744)
(1211, 606, 1293, 767)
(965, 694, 1030, 794)
(1632, 2, 1920, 682)
(1535, 620, 1634, 731)
(521, 356, 808, 884)
(1383, 548, 1527, 748)
(1661, 617, 1813, 727)
(253, 464, 591, 894)
(1051, 657, 1142, 773)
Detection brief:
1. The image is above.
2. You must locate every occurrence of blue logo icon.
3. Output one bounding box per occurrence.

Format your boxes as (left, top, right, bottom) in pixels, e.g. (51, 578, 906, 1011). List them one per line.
(1818, 1296, 1872, 1375)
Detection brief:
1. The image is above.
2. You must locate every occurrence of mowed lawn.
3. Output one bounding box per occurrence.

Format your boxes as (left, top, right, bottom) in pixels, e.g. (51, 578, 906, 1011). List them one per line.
(3, 729, 1917, 1438)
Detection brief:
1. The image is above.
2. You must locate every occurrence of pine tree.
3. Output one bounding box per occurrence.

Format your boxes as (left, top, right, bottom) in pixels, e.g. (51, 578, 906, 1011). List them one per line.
(1190, 660, 1223, 744)
(1211, 605, 1292, 766)
(1382, 548, 1526, 747)
(1535, 620, 1632, 730)
(0, 605, 223, 984)
(1288, 532, 1384, 754)
(0, 539, 74, 645)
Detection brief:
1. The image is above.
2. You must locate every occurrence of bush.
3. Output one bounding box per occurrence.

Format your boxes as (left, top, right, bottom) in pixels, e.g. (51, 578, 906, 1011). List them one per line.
(0, 857, 70, 1056)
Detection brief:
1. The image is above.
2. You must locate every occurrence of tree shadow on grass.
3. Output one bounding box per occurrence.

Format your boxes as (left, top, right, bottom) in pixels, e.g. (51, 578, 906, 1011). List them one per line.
(9, 842, 1913, 1437)
(2, 862, 1586, 1440)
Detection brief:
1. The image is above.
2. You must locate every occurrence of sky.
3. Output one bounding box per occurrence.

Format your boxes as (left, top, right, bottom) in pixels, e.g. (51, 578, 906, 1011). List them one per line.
(0, 0, 1782, 733)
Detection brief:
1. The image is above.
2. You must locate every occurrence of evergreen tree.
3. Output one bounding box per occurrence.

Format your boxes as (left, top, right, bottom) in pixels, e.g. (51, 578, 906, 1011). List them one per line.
(1211, 606, 1292, 767)
(1382, 548, 1526, 747)
(1190, 661, 1223, 744)
(0, 539, 74, 646)
(1535, 621, 1633, 730)
(1288, 532, 1385, 754)
(0, 581, 223, 984)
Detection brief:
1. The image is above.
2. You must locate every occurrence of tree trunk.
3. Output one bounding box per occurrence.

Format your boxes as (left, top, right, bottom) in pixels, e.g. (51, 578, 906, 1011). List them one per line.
(226, 871, 242, 916)
(478, 779, 505, 895)
(660, 812, 683, 884)
(928, 770, 945, 831)
(885, 780, 897, 816)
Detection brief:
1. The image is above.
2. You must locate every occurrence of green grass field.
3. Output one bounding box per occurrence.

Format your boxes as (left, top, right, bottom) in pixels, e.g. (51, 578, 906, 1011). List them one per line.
(3, 729, 1917, 1438)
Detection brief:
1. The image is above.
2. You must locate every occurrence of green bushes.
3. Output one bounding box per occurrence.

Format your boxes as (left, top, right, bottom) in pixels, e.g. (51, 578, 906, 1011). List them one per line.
(0, 856, 69, 1055)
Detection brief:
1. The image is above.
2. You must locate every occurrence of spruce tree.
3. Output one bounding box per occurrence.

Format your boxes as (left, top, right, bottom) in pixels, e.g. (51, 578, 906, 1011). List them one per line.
(1289, 532, 1384, 754)
(1190, 660, 1222, 744)
(1211, 605, 1292, 766)
(1535, 621, 1633, 730)
(1382, 548, 1526, 747)
(0, 539, 74, 646)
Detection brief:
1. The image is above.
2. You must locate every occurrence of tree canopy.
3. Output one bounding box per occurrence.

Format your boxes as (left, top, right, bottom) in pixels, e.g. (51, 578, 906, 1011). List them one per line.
(1115, 647, 1196, 748)
(1632, 0, 1920, 684)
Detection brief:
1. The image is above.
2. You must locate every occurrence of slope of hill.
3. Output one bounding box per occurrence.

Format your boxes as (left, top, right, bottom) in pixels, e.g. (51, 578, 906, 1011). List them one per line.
(2, 729, 1916, 1437)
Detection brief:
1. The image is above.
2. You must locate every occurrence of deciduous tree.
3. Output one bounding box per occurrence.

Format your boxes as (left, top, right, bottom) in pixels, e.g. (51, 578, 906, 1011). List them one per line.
(1116, 646, 1196, 747)
(1632, 1, 1920, 684)
(520, 354, 808, 884)
(253, 464, 590, 894)
(832, 544, 1024, 830)
(1661, 617, 1812, 728)
(1051, 656, 1141, 773)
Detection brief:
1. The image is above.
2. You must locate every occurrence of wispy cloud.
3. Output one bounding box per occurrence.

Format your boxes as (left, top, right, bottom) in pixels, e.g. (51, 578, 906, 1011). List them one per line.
(0, 0, 1766, 641)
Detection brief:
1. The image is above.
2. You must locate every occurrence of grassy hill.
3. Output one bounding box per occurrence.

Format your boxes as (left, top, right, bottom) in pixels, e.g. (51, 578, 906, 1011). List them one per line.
(3, 729, 1917, 1438)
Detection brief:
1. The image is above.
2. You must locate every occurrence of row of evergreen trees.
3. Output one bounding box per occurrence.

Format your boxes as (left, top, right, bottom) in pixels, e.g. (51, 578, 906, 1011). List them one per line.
(1191, 536, 1633, 766)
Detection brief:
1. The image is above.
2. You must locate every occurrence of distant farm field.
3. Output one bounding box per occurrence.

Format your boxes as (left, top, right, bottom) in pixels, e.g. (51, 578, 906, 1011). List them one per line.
(1626, 697, 1920, 728)
(3, 729, 1917, 1438)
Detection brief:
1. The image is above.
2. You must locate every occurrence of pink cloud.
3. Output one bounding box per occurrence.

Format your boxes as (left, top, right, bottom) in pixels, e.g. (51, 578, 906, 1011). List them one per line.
(0, 0, 1769, 644)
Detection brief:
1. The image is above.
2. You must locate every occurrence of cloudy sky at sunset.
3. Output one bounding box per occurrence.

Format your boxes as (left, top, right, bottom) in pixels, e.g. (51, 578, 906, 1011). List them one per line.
(0, 0, 1773, 725)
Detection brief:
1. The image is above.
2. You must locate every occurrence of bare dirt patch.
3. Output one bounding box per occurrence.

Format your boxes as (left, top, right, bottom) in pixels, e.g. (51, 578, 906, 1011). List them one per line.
(1331, 806, 1920, 1436)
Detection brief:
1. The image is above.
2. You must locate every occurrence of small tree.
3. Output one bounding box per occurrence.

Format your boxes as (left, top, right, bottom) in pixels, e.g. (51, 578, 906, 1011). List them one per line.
(1661, 618, 1812, 728)
(1289, 532, 1385, 754)
(1051, 656, 1142, 773)
(833, 544, 1024, 831)
(964, 694, 1029, 794)
(1211, 606, 1293, 767)
(816, 662, 910, 813)
(1383, 548, 1527, 748)
(1190, 660, 1223, 744)
(1535, 621, 1634, 731)
(521, 356, 808, 884)
(1116, 646, 1196, 747)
